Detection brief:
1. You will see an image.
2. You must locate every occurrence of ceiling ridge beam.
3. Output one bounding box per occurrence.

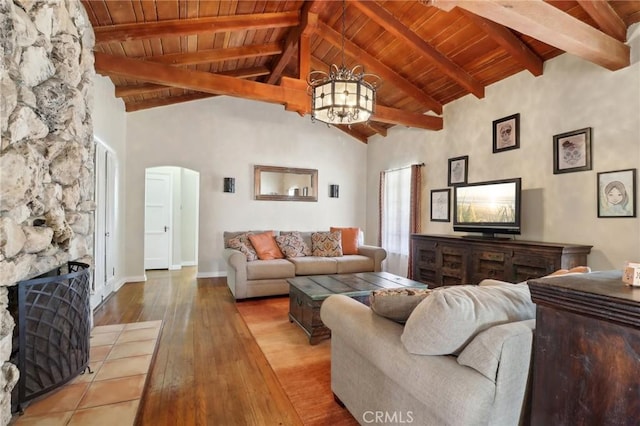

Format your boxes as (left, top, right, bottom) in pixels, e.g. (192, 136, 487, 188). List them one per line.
(352, 0, 485, 98)
(430, 0, 630, 71)
(144, 43, 282, 66)
(459, 10, 543, 76)
(316, 21, 443, 115)
(94, 11, 299, 44)
(577, 0, 627, 42)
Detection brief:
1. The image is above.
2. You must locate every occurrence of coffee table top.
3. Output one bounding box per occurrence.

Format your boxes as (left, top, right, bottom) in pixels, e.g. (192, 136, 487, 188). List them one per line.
(287, 271, 428, 301)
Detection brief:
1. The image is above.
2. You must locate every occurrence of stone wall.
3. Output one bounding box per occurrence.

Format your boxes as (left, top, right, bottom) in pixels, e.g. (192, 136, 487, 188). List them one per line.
(0, 0, 94, 423)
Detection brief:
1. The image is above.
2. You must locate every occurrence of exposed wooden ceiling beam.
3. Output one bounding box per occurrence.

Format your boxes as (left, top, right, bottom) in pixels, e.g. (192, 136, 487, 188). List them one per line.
(95, 52, 306, 108)
(577, 0, 627, 41)
(267, 1, 316, 85)
(459, 10, 543, 76)
(94, 11, 299, 44)
(316, 21, 443, 115)
(97, 52, 439, 130)
(374, 106, 443, 131)
(430, 0, 630, 71)
(115, 66, 271, 98)
(334, 125, 369, 144)
(116, 83, 168, 98)
(352, 0, 484, 98)
(365, 121, 388, 137)
(126, 93, 217, 112)
(146, 43, 282, 66)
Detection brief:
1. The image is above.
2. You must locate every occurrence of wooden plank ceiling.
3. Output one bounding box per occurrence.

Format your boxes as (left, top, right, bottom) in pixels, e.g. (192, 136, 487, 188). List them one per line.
(84, 0, 640, 143)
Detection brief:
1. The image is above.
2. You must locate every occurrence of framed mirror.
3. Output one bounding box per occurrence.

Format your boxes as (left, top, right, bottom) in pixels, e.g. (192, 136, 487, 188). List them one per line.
(254, 165, 318, 202)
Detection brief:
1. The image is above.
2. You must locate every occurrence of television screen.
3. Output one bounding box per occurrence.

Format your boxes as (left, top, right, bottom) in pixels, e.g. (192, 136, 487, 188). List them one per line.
(453, 178, 521, 237)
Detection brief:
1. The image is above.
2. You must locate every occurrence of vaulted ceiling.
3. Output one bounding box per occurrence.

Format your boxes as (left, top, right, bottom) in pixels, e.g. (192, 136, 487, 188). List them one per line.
(84, 0, 640, 143)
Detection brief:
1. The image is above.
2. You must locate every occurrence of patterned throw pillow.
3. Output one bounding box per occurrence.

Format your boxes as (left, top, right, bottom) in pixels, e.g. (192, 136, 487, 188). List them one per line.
(311, 231, 343, 257)
(369, 288, 432, 323)
(227, 234, 258, 261)
(275, 232, 311, 258)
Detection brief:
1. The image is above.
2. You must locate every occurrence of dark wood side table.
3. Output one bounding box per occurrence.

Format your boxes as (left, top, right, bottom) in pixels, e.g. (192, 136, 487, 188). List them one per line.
(528, 271, 640, 426)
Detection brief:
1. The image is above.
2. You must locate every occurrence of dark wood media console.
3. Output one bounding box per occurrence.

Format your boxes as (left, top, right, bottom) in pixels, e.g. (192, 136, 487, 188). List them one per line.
(411, 234, 591, 287)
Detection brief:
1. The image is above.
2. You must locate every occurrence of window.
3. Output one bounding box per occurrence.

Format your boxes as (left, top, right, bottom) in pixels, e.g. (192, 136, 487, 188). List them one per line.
(379, 165, 422, 277)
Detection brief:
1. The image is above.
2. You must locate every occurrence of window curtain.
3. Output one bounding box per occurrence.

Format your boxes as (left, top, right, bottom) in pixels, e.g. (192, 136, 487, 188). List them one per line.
(378, 164, 422, 278)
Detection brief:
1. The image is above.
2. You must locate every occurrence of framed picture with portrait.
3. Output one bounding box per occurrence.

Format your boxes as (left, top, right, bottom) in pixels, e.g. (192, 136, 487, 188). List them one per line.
(553, 128, 592, 174)
(448, 155, 468, 186)
(597, 168, 636, 218)
(430, 188, 451, 222)
(493, 113, 520, 153)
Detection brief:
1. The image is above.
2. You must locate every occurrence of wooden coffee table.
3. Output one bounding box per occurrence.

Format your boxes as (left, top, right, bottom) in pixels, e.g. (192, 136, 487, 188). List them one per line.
(287, 272, 427, 344)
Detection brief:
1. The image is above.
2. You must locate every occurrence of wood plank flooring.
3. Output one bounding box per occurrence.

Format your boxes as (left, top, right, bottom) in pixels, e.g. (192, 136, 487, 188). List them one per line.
(93, 267, 303, 426)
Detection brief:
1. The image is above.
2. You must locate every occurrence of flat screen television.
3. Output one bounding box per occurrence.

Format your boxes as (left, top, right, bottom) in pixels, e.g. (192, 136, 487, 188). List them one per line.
(453, 177, 522, 238)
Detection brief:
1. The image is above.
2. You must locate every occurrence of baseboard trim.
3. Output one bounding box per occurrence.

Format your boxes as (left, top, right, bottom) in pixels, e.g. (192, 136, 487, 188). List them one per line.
(196, 271, 227, 278)
(181, 261, 197, 267)
(119, 275, 147, 287)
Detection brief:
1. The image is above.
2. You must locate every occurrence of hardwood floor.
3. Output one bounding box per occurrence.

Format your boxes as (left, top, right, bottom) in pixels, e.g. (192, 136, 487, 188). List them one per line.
(93, 267, 303, 426)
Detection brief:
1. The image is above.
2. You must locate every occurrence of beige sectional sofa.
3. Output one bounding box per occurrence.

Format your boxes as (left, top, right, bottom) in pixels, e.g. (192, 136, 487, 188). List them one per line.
(222, 231, 387, 300)
(320, 280, 536, 425)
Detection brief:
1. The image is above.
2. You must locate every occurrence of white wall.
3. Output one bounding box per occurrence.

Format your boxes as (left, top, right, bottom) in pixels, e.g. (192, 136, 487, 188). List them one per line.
(367, 24, 640, 271)
(181, 168, 199, 266)
(92, 75, 129, 287)
(126, 97, 368, 278)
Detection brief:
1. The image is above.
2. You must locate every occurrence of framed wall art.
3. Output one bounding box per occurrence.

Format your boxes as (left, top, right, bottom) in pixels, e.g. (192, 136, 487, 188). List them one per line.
(493, 113, 520, 153)
(553, 127, 592, 174)
(448, 155, 468, 186)
(430, 188, 451, 222)
(597, 168, 636, 218)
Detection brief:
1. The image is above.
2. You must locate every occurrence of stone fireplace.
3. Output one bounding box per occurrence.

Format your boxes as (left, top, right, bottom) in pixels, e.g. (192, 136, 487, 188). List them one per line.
(0, 0, 95, 424)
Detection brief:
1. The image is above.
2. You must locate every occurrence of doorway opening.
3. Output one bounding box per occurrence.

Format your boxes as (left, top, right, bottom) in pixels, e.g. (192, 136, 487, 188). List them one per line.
(144, 166, 200, 271)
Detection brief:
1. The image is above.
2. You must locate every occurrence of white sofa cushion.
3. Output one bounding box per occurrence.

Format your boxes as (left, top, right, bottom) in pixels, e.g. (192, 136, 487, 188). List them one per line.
(401, 284, 535, 355)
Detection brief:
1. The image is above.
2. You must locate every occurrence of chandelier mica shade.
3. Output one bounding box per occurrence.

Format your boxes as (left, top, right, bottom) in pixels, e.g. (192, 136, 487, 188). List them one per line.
(308, 64, 378, 124)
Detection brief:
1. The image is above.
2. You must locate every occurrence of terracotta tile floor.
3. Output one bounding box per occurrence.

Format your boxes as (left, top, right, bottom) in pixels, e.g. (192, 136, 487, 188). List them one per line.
(11, 320, 162, 426)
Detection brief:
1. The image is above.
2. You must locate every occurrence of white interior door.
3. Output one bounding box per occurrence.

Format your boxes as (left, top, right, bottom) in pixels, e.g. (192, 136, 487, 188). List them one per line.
(93, 142, 106, 308)
(145, 171, 172, 270)
(105, 151, 116, 283)
(93, 142, 116, 308)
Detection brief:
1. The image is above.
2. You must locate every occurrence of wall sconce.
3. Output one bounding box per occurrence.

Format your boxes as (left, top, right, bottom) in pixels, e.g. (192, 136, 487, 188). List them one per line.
(223, 177, 235, 193)
(329, 184, 339, 198)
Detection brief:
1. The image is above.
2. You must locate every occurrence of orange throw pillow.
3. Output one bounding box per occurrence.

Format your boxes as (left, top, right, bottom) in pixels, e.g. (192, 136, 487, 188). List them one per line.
(330, 227, 360, 255)
(248, 231, 284, 260)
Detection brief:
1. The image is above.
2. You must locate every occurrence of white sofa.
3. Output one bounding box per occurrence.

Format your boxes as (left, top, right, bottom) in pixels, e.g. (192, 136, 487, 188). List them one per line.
(222, 231, 387, 300)
(320, 281, 536, 425)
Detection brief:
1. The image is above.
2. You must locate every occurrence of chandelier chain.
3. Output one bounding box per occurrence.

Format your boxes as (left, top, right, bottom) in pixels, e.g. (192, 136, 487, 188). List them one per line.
(306, 0, 381, 125)
(341, 0, 346, 68)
